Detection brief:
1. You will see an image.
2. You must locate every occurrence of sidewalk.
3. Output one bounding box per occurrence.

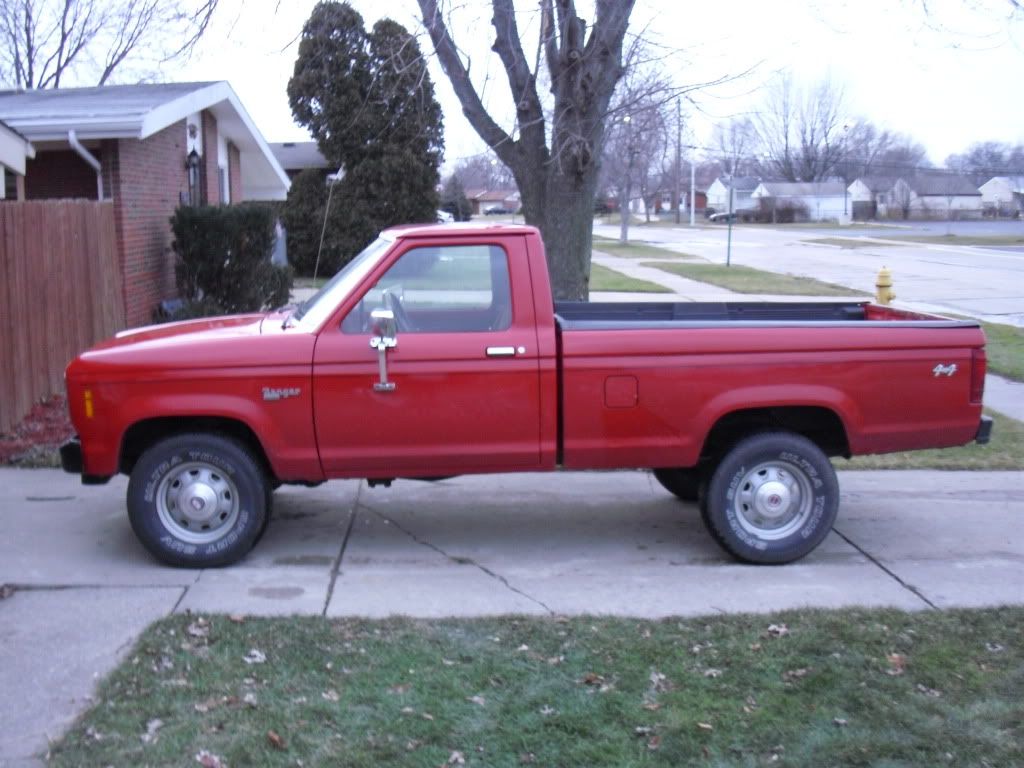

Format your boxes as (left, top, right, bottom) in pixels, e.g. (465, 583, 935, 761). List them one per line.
(2, 467, 1023, 764)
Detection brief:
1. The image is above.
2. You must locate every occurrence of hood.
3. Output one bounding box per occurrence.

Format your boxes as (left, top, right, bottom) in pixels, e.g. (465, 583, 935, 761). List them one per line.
(67, 312, 314, 380)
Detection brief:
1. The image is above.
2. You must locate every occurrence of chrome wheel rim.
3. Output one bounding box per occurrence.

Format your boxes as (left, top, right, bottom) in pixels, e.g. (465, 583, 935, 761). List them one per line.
(732, 460, 813, 540)
(155, 462, 240, 544)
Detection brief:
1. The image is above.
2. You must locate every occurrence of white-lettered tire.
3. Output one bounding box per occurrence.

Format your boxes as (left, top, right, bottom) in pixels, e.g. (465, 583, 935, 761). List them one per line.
(703, 432, 838, 564)
(127, 433, 269, 567)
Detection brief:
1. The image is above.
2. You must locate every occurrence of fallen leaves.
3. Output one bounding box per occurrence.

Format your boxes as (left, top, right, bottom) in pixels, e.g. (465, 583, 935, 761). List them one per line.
(186, 618, 210, 639)
(266, 730, 286, 750)
(195, 750, 225, 768)
(321, 689, 340, 702)
(834, 717, 849, 727)
(466, 695, 486, 707)
(140, 718, 163, 744)
(242, 648, 266, 665)
(766, 623, 789, 638)
(448, 749, 466, 764)
(916, 683, 942, 698)
(697, 722, 714, 731)
(781, 667, 811, 683)
(886, 653, 907, 676)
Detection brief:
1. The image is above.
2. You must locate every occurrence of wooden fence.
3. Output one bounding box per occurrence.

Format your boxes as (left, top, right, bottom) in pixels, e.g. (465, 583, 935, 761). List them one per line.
(0, 200, 124, 433)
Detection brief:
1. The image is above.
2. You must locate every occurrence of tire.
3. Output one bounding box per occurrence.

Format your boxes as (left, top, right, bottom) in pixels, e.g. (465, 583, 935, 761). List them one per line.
(652, 467, 703, 502)
(127, 433, 270, 567)
(702, 432, 838, 565)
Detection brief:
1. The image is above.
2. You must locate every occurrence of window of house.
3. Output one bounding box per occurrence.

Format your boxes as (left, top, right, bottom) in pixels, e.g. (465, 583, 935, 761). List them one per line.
(341, 244, 511, 334)
(2, 168, 15, 199)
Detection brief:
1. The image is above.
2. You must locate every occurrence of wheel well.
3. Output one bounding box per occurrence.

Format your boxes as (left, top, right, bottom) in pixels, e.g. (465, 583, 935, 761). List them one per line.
(119, 417, 275, 480)
(700, 406, 849, 461)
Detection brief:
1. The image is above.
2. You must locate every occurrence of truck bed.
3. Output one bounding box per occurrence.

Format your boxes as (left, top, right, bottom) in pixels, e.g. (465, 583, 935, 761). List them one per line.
(553, 301, 973, 328)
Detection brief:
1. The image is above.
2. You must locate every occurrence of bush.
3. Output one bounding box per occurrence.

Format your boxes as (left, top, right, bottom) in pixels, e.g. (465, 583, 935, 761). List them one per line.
(280, 169, 330, 277)
(169, 204, 293, 318)
(755, 199, 808, 223)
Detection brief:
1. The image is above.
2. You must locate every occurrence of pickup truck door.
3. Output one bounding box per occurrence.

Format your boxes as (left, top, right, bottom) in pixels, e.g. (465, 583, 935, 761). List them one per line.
(312, 237, 543, 476)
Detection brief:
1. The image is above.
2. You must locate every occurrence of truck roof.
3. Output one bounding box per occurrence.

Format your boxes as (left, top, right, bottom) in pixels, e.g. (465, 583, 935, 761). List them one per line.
(383, 222, 538, 239)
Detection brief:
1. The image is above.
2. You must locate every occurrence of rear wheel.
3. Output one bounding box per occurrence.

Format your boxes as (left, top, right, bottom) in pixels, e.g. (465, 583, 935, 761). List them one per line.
(127, 433, 269, 567)
(702, 432, 838, 564)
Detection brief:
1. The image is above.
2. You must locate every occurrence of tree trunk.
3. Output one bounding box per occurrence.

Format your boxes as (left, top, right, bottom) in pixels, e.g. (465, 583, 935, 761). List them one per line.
(534, 168, 598, 301)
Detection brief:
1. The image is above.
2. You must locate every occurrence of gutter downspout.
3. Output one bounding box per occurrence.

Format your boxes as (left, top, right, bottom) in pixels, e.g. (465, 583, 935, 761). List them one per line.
(68, 130, 103, 200)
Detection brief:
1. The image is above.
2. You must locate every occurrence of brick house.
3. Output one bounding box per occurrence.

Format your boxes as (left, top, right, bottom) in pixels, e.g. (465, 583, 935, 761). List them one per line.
(0, 82, 289, 326)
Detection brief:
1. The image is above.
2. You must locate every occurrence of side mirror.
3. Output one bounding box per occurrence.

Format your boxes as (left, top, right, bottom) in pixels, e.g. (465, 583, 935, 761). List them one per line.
(370, 308, 397, 346)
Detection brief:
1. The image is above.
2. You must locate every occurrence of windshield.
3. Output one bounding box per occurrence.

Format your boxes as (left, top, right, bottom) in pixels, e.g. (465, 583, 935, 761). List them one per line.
(291, 235, 394, 331)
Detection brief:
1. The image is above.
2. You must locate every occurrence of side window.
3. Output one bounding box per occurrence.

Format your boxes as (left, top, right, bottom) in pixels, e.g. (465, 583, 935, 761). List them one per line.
(342, 244, 512, 334)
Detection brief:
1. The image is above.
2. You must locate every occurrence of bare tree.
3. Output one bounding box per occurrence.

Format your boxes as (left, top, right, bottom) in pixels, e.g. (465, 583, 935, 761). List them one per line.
(0, 0, 218, 89)
(712, 117, 758, 177)
(451, 153, 516, 191)
(756, 73, 848, 182)
(601, 60, 671, 241)
(418, 0, 635, 299)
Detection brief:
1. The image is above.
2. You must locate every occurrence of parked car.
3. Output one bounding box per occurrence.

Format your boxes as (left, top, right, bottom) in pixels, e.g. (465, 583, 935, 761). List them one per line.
(436, 209, 455, 224)
(484, 206, 513, 215)
(63, 223, 991, 568)
(708, 211, 737, 223)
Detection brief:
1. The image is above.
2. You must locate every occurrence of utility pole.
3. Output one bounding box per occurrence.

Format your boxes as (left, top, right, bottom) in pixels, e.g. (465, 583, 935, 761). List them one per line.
(675, 97, 682, 225)
(689, 153, 696, 228)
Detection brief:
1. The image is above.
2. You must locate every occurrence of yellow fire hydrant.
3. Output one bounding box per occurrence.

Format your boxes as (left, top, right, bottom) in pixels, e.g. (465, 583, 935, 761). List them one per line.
(875, 266, 896, 305)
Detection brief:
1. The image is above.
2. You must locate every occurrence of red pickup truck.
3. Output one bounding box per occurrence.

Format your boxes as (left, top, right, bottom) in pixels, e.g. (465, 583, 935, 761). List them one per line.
(62, 224, 991, 567)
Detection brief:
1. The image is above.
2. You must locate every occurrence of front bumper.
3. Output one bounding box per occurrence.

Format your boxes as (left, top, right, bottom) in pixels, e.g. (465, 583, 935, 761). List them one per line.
(60, 436, 111, 485)
(975, 415, 994, 445)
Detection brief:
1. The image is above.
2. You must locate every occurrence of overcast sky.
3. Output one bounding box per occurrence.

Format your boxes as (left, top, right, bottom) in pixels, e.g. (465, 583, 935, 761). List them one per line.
(178, 0, 1023, 168)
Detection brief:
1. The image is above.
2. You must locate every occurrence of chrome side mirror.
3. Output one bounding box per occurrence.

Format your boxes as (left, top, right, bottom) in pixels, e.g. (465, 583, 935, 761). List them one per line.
(369, 308, 397, 392)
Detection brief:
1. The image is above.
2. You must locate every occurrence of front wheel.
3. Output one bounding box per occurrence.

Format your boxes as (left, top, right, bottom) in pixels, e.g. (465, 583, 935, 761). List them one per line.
(127, 433, 269, 567)
(702, 432, 838, 564)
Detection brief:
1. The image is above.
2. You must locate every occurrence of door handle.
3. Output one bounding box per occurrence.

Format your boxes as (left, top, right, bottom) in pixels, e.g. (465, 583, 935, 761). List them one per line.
(486, 346, 517, 357)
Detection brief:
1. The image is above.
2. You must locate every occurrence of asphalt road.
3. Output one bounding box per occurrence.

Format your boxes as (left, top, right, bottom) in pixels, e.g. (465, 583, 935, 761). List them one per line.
(597, 220, 1024, 325)
(2, 467, 1022, 764)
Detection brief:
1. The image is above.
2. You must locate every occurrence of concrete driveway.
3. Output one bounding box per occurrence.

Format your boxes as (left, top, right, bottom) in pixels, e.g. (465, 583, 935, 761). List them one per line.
(2, 466, 1023, 763)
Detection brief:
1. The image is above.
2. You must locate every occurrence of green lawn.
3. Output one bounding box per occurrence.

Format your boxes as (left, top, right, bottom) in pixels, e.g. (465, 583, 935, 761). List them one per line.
(803, 238, 903, 249)
(51, 608, 1024, 767)
(593, 238, 700, 260)
(979, 320, 1024, 381)
(590, 263, 671, 293)
(644, 262, 868, 297)
(838, 410, 1022, 470)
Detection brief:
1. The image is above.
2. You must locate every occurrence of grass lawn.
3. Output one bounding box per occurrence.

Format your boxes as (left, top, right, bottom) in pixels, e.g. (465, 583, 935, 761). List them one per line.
(644, 262, 868, 297)
(979, 320, 1024, 382)
(590, 263, 671, 293)
(51, 608, 1024, 767)
(888, 234, 1024, 247)
(803, 238, 903, 249)
(593, 237, 701, 260)
(838, 410, 1022, 470)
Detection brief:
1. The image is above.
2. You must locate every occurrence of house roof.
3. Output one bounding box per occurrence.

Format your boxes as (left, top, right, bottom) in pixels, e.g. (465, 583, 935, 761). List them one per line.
(852, 176, 897, 193)
(980, 176, 1024, 193)
(754, 181, 847, 197)
(0, 118, 35, 175)
(903, 174, 980, 197)
(712, 176, 760, 192)
(470, 189, 519, 202)
(0, 81, 289, 200)
(269, 141, 330, 171)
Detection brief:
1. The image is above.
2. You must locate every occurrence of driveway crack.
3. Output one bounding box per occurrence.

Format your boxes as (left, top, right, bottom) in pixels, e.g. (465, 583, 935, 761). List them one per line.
(361, 503, 554, 615)
(833, 528, 937, 609)
(322, 482, 361, 617)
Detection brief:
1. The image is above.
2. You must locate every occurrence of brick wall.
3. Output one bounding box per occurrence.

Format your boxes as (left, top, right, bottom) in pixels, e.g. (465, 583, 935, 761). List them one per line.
(24, 149, 99, 199)
(201, 111, 220, 205)
(228, 142, 242, 202)
(108, 120, 189, 327)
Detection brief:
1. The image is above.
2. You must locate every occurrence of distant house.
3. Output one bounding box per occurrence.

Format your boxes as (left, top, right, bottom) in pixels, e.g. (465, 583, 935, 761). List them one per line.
(465, 188, 520, 215)
(751, 181, 848, 222)
(889, 175, 982, 220)
(0, 81, 290, 326)
(269, 140, 331, 181)
(706, 176, 759, 213)
(0, 119, 35, 199)
(847, 177, 898, 220)
(979, 176, 1024, 216)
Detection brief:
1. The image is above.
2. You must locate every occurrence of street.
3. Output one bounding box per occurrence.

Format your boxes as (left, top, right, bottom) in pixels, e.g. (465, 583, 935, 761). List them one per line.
(595, 220, 1024, 325)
